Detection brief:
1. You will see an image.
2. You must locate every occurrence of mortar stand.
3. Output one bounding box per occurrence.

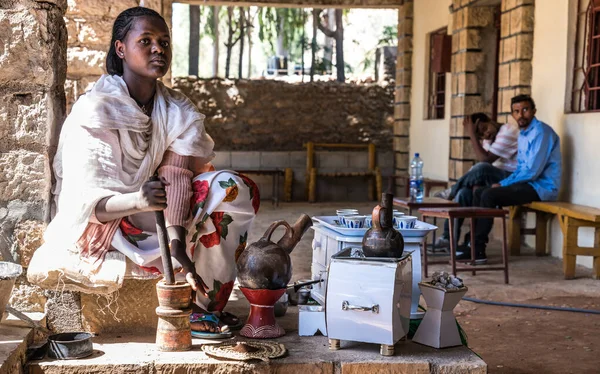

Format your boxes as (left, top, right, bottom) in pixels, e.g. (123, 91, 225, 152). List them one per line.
(155, 280, 193, 351)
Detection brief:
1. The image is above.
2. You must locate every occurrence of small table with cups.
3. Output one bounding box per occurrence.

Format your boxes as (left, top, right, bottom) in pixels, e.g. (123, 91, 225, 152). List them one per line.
(393, 197, 459, 277)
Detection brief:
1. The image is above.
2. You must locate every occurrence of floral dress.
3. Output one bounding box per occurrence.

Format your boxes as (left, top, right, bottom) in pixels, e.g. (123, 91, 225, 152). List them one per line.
(113, 170, 259, 312)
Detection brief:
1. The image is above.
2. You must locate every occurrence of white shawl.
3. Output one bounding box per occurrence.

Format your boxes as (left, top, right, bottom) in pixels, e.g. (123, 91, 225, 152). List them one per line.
(28, 75, 214, 293)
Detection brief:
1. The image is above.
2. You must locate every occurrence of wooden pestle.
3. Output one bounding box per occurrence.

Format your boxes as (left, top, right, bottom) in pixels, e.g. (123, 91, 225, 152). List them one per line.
(149, 175, 175, 285)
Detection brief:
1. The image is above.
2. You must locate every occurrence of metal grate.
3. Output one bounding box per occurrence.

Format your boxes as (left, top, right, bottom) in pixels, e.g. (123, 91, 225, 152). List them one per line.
(572, 0, 600, 112)
(428, 28, 449, 119)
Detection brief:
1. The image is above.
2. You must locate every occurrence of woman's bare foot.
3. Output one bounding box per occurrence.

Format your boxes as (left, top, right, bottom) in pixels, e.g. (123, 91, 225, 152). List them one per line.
(190, 306, 230, 333)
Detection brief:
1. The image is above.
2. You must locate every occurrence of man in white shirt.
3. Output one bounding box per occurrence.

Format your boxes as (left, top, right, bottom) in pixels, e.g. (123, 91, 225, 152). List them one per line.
(436, 113, 519, 250)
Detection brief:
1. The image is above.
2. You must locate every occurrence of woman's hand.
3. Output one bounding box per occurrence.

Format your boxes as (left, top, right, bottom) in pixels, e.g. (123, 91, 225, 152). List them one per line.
(136, 177, 170, 212)
(170, 237, 209, 298)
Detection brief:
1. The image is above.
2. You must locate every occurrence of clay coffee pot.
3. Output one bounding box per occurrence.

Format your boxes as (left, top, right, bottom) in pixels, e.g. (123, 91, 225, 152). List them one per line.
(236, 214, 313, 290)
(362, 193, 404, 258)
(236, 214, 313, 339)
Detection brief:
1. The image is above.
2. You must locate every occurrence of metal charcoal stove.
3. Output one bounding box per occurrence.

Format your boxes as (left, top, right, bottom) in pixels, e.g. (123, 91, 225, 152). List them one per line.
(325, 248, 412, 356)
(310, 217, 437, 319)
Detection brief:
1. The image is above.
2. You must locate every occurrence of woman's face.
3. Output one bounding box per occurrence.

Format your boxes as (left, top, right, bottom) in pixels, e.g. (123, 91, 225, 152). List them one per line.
(115, 16, 171, 80)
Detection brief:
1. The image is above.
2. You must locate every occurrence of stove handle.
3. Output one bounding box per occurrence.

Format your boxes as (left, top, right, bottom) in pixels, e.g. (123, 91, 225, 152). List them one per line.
(342, 300, 379, 314)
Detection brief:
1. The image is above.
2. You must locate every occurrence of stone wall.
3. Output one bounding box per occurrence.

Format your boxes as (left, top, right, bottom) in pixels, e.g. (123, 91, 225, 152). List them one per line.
(65, 0, 171, 110)
(0, 0, 69, 319)
(173, 77, 395, 152)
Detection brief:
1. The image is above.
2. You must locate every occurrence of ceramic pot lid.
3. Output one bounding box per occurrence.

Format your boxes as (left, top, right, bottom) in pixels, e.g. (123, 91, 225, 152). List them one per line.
(201, 341, 287, 362)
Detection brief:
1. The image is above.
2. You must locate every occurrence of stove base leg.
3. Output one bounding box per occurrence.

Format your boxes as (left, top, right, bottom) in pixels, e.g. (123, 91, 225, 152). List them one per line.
(329, 339, 341, 351)
(380, 344, 394, 356)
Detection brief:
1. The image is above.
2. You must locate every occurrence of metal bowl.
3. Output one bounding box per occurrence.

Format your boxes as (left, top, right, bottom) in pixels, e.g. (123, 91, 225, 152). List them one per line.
(48, 332, 94, 360)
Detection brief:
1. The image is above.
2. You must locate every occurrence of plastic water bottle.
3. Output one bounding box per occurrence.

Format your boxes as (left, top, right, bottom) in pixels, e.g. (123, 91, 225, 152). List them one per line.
(409, 153, 424, 201)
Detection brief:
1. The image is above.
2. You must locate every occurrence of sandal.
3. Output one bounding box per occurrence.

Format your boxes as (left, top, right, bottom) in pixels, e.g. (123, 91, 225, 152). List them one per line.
(214, 311, 244, 331)
(190, 313, 233, 339)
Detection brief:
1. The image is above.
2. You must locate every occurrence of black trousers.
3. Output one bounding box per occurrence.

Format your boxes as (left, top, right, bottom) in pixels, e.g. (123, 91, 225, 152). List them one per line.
(473, 183, 540, 252)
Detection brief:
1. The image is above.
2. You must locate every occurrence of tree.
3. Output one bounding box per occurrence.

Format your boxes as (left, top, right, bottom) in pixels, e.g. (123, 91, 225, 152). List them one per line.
(238, 7, 245, 78)
(224, 7, 242, 78)
(317, 8, 345, 82)
(188, 5, 200, 76)
(310, 9, 318, 82)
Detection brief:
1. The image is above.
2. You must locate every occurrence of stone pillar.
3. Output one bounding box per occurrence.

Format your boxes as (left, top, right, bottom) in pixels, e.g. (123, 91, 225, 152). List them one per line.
(393, 0, 413, 196)
(497, 0, 534, 124)
(0, 0, 67, 311)
(449, 0, 494, 181)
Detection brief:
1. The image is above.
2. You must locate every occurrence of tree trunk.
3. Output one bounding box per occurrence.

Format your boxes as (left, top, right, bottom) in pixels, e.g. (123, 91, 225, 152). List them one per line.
(334, 9, 344, 82)
(225, 7, 234, 78)
(238, 7, 245, 78)
(212, 6, 220, 77)
(310, 9, 318, 82)
(247, 8, 253, 78)
(323, 9, 334, 73)
(189, 5, 200, 76)
(301, 11, 305, 82)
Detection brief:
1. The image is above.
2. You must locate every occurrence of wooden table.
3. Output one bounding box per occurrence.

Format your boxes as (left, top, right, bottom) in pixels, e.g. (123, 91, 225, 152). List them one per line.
(393, 197, 459, 264)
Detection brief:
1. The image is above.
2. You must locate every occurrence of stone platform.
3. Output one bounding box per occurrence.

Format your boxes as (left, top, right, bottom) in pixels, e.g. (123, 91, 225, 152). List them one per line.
(28, 333, 485, 374)
(28, 287, 485, 374)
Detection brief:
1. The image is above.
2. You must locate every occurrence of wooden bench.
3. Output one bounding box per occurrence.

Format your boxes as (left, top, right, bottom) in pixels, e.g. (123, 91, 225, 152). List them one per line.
(304, 142, 382, 203)
(509, 202, 600, 279)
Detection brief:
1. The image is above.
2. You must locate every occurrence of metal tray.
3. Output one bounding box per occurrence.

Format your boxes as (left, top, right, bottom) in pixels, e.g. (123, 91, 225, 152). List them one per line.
(312, 216, 437, 237)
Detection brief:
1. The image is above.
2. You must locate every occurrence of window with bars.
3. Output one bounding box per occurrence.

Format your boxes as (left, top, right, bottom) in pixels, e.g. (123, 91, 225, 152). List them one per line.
(428, 28, 451, 119)
(572, 0, 600, 112)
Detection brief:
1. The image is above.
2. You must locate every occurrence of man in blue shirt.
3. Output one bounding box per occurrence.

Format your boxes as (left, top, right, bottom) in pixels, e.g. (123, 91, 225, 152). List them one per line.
(458, 95, 562, 264)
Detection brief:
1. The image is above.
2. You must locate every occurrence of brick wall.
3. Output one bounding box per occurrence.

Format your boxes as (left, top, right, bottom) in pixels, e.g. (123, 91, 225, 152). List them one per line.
(393, 0, 413, 196)
(449, 0, 495, 181)
(497, 0, 534, 124)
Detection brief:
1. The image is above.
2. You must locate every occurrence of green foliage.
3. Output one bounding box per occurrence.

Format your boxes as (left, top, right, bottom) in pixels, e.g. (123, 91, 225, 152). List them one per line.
(359, 24, 397, 74)
(258, 8, 309, 63)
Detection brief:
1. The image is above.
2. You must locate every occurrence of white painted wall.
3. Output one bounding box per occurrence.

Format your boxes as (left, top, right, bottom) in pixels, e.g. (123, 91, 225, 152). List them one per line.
(531, 0, 599, 268)
(409, 0, 452, 181)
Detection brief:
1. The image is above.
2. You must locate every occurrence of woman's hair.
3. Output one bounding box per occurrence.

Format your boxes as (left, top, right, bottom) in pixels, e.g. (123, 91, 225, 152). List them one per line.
(106, 7, 168, 76)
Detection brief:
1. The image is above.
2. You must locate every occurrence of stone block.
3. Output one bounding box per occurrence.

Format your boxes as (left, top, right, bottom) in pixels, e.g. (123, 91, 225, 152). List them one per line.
(393, 137, 409, 152)
(453, 51, 483, 73)
(448, 159, 457, 180)
(66, 47, 106, 79)
(0, 9, 61, 88)
(501, 36, 517, 63)
(457, 73, 478, 94)
(500, 88, 516, 114)
(74, 18, 113, 48)
(455, 159, 475, 177)
(211, 151, 231, 169)
(80, 279, 159, 334)
(466, 6, 494, 28)
(341, 362, 430, 374)
(516, 33, 534, 60)
(11, 220, 45, 268)
(0, 150, 49, 203)
(231, 151, 260, 169)
(9, 281, 47, 313)
(290, 151, 306, 168)
(396, 70, 412, 86)
(0, 91, 49, 147)
(398, 18, 413, 36)
(66, 0, 139, 18)
(397, 51, 412, 70)
(509, 61, 532, 86)
(378, 151, 394, 169)
(347, 152, 369, 169)
(515, 86, 531, 96)
(501, 12, 511, 37)
(502, 0, 517, 12)
(45, 290, 83, 333)
(450, 117, 466, 137)
(395, 87, 411, 104)
(511, 5, 534, 33)
(451, 95, 483, 117)
(393, 119, 410, 137)
(260, 151, 290, 169)
(316, 152, 347, 169)
(453, 8, 465, 30)
(451, 74, 459, 95)
(397, 36, 413, 53)
(394, 103, 410, 120)
(395, 152, 409, 170)
(499, 63, 510, 88)
(457, 29, 480, 51)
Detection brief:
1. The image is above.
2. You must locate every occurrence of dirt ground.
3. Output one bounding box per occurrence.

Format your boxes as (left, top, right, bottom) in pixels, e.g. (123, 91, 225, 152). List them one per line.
(253, 202, 600, 374)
